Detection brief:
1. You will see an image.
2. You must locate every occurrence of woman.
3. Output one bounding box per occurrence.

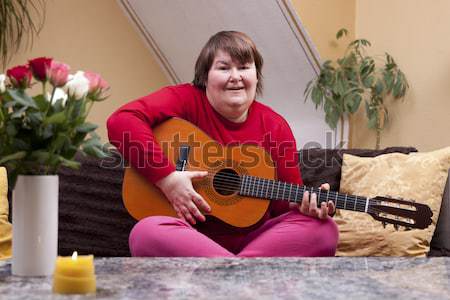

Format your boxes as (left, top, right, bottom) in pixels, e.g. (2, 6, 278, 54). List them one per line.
(107, 31, 338, 257)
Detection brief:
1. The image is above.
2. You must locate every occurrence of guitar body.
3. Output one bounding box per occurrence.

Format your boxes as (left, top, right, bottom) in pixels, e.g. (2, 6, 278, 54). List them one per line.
(122, 118, 274, 228)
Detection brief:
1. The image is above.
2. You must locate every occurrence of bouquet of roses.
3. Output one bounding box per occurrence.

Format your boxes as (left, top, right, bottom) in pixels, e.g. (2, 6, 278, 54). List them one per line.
(0, 57, 110, 186)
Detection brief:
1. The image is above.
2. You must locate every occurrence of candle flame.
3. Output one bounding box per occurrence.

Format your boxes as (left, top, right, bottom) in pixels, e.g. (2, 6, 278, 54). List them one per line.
(72, 251, 78, 260)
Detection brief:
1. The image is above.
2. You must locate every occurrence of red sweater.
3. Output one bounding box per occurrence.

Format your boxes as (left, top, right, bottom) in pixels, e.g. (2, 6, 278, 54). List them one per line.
(107, 84, 303, 247)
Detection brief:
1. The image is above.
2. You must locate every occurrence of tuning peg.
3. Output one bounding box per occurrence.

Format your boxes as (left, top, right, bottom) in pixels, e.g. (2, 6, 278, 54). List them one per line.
(382, 222, 386, 228)
(404, 227, 411, 231)
(394, 224, 399, 231)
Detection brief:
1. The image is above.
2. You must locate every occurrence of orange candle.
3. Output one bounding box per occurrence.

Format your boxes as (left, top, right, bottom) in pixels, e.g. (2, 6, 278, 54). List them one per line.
(52, 251, 96, 294)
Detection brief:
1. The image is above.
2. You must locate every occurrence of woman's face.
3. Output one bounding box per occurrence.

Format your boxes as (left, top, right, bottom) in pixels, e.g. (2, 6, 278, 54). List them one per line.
(206, 50, 258, 122)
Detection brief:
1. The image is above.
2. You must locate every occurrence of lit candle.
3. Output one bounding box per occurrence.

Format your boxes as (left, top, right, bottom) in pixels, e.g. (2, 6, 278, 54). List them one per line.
(52, 251, 96, 294)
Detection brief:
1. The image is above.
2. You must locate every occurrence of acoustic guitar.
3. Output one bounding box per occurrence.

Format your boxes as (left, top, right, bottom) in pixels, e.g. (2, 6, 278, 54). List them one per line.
(122, 118, 432, 230)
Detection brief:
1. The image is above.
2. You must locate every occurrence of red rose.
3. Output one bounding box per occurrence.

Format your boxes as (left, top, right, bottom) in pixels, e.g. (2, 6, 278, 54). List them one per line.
(6, 65, 32, 89)
(28, 57, 53, 82)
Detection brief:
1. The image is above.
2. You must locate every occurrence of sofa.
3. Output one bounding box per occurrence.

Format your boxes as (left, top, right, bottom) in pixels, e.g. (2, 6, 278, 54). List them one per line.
(9, 147, 449, 257)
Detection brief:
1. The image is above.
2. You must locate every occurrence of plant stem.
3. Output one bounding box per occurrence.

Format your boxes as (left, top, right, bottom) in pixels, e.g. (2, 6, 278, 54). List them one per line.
(340, 115, 344, 149)
(375, 107, 381, 150)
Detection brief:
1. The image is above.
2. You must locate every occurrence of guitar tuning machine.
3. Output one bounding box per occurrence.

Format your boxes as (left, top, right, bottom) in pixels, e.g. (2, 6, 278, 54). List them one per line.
(382, 222, 386, 228)
(394, 224, 399, 231)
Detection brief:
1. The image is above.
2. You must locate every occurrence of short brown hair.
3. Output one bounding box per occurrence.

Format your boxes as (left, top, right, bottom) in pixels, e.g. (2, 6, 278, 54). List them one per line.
(193, 31, 263, 95)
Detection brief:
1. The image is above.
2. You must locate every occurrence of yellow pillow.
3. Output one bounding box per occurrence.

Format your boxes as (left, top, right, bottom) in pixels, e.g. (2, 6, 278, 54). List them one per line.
(336, 147, 450, 256)
(0, 167, 12, 259)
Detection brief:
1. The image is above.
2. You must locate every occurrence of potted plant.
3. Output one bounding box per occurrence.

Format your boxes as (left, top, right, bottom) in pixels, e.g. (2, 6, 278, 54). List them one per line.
(304, 29, 409, 149)
(0, 57, 109, 276)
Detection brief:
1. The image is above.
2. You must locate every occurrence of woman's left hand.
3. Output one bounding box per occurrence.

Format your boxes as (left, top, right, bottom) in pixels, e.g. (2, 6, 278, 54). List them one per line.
(296, 183, 335, 219)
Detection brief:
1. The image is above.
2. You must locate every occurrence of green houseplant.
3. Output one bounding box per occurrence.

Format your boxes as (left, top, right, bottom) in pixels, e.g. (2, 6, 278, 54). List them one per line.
(304, 29, 409, 149)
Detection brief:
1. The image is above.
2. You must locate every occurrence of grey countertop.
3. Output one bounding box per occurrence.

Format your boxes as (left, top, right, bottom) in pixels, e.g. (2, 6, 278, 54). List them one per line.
(0, 257, 449, 299)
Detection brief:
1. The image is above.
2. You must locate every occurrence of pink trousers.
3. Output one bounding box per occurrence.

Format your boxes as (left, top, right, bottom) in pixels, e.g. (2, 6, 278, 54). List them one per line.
(129, 209, 339, 257)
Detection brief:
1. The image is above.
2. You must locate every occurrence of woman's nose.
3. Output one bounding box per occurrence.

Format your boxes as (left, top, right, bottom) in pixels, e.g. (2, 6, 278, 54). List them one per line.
(229, 67, 241, 81)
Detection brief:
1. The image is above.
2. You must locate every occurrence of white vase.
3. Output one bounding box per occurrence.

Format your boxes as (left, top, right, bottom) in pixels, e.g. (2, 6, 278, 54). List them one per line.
(12, 175, 59, 276)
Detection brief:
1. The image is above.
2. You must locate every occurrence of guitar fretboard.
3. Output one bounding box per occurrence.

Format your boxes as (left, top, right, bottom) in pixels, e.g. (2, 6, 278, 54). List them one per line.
(239, 175, 373, 213)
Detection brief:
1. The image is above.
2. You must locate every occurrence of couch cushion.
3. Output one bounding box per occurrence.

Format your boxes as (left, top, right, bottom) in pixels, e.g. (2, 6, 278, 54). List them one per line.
(336, 147, 450, 256)
(299, 147, 418, 190)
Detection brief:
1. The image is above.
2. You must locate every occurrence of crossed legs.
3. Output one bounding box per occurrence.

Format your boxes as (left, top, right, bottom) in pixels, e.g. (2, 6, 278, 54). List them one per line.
(129, 209, 339, 257)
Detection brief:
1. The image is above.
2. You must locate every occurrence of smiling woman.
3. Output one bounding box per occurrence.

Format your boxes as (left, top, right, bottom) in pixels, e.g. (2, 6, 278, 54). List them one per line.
(107, 31, 338, 258)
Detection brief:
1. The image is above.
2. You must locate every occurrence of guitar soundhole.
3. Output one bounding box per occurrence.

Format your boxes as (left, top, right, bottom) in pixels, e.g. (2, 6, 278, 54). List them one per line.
(213, 168, 240, 196)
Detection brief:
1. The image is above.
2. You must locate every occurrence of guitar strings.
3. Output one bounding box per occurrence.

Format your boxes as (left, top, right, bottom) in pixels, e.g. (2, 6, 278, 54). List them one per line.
(186, 170, 416, 225)
(186, 169, 418, 223)
(198, 171, 377, 213)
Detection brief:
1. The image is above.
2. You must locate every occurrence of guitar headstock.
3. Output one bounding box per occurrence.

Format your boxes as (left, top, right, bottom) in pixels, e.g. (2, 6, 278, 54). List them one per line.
(368, 196, 433, 230)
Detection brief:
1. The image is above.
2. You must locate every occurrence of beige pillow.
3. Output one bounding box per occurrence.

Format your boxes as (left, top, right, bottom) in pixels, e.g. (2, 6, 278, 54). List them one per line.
(0, 167, 12, 259)
(336, 147, 450, 256)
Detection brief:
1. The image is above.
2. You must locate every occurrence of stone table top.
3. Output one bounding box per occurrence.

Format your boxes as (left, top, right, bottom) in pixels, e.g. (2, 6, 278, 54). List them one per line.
(0, 257, 449, 299)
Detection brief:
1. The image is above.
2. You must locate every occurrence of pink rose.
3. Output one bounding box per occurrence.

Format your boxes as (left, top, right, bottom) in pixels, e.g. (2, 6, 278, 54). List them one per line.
(49, 61, 70, 87)
(84, 71, 109, 99)
(28, 57, 53, 82)
(6, 65, 32, 89)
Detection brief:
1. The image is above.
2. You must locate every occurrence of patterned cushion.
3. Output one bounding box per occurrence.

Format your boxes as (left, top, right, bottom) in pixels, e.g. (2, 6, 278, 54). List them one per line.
(336, 147, 450, 256)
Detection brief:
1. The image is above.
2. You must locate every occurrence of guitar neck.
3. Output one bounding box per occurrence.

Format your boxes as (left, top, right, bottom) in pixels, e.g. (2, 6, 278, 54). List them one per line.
(239, 175, 374, 213)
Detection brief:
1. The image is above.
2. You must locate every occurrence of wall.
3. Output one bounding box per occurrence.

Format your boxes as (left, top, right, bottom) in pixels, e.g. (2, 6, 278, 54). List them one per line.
(291, 0, 356, 62)
(7, 0, 448, 151)
(353, 0, 450, 151)
(5, 0, 169, 142)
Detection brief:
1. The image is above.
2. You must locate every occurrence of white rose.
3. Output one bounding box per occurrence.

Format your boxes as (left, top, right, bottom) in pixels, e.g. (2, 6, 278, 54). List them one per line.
(64, 71, 89, 100)
(46, 87, 68, 105)
(0, 74, 6, 93)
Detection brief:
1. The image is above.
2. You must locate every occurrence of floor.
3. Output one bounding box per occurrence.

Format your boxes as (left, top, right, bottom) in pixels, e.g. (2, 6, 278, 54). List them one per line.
(0, 257, 450, 299)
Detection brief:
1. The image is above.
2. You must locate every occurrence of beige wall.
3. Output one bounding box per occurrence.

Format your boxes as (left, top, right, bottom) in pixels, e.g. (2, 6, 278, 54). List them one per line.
(6, 0, 169, 142)
(352, 0, 450, 151)
(292, 0, 356, 61)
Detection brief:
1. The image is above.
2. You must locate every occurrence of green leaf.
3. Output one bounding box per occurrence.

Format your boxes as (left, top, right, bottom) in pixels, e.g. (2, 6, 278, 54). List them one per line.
(53, 99, 64, 113)
(383, 71, 394, 91)
(11, 106, 27, 118)
(325, 109, 340, 129)
(374, 80, 384, 96)
(44, 111, 67, 125)
(58, 156, 80, 169)
(362, 76, 375, 88)
(7, 89, 38, 109)
(83, 145, 108, 159)
(311, 86, 323, 108)
(75, 122, 98, 133)
(50, 133, 68, 153)
(33, 95, 49, 111)
(29, 112, 44, 124)
(6, 123, 17, 136)
(30, 150, 51, 163)
(336, 28, 348, 40)
(0, 151, 27, 165)
(349, 94, 362, 113)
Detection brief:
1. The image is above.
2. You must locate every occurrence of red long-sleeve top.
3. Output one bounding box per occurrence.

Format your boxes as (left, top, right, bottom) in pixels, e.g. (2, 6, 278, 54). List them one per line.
(107, 84, 302, 251)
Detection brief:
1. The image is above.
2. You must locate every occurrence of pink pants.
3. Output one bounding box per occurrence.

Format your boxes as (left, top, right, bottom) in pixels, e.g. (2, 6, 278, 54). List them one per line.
(129, 209, 339, 257)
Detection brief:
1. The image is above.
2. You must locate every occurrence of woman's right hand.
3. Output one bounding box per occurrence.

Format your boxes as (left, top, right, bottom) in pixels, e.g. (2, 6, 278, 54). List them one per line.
(155, 171, 210, 225)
